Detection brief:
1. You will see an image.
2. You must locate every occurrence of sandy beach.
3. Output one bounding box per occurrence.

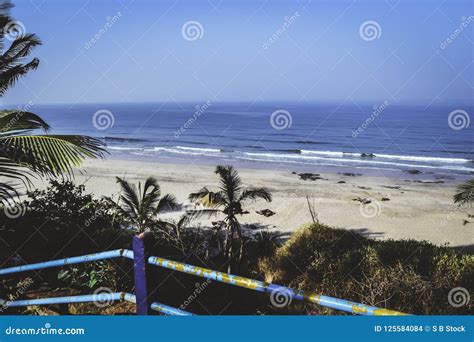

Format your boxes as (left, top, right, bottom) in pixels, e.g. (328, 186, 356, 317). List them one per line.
(29, 158, 472, 250)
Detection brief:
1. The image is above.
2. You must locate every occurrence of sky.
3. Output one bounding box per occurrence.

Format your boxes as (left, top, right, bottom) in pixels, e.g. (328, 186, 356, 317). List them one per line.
(1, 0, 473, 106)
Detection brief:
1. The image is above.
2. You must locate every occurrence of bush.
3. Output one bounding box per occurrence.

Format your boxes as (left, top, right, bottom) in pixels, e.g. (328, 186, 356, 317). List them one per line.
(258, 223, 473, 315)
(0, 180, 131, 262)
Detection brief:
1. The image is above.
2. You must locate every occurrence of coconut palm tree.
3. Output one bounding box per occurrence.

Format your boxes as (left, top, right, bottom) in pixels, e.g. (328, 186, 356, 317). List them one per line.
(454, 179, 474, 206)
(108, 176, 178, 232)
(187, 165, 272, 268)
(0, 1, 106, 203)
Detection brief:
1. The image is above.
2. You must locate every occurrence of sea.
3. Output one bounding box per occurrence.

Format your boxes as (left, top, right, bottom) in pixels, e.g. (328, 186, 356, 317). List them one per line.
(28, 102, 474, 180)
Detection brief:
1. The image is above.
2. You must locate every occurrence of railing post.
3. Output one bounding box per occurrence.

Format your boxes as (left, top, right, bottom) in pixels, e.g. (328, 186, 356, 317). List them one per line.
(133, 233, 151, 315)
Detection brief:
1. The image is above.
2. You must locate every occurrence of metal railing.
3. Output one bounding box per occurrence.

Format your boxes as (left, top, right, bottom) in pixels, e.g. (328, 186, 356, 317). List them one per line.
(0, 236, 407, 316)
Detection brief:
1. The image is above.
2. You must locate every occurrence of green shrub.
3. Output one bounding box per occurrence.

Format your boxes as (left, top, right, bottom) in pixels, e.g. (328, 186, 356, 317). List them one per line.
(0, 180, 131, 261)
(259, 223, 473, 315)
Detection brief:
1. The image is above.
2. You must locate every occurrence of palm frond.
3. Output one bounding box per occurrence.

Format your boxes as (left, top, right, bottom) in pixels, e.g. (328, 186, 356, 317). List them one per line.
(0, 57, 39, 96)
(0, 110, 50, 134)
(239, 187, 272, 202)
(0, 1, 14, 51)
(215, 165, 242, 202)
(1, 34, 41, 74)
(0, 135, 106, 177)
(115, 177, 140, 214)
(156, 193, 178, 213)
(0, 180, 18, 204)
(179, 208, 221, 227)
(189, 187, 227, 207)
(454, 179, 474, 205)
(140, 177, 161, 215)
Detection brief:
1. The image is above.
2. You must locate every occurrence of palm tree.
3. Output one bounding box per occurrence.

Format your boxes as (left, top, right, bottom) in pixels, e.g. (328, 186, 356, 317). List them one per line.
(0, 1, 106, 203)
(454, 179, 474, 206)
(108, 176, 178, 233)
(187, 165, 272, 268)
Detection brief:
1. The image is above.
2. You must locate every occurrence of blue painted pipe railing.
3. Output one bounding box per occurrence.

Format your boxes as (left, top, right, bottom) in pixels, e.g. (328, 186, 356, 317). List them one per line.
(151, 302, 193, 316)
(147, 256, 407, 316)
(0, 245, 407, 316)
(0, 292, 135, 307)
(0, 249, 128, 275)
(0, 292, 192, 316)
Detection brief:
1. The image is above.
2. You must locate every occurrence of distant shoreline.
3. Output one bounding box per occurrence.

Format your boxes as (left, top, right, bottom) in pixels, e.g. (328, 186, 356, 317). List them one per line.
(106, 151, 469, 183)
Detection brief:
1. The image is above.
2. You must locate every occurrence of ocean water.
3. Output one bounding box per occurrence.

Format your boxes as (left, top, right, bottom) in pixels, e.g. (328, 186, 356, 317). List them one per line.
(30, 102, 474, 180)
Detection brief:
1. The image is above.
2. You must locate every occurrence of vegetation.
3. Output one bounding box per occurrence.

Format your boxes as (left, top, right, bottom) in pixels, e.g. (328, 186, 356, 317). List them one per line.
(0, 178, 472, 316)
(0, 0, 105, 204)
(188, 165, 272, 271)
(454, 179, 474, 206)
(107, 176, 178, 233)
(259, 223, 473, 315)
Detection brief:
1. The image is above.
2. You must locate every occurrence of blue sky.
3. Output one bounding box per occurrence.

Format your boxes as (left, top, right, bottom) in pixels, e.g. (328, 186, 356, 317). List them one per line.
(1, 0, 473, 106)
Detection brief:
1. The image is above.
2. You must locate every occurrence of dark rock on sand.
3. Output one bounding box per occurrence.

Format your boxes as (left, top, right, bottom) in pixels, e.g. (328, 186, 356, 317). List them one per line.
(382, 185, 401, 190)
(405, 169, 422, 174)
(256, 209, 275, 217)
(337, 181, 346, 184)
(412, 180, 445, 184)
(352, 197, 371, 204)
(297, 173, 323, 181)
(381, 197, 390, 201)
(339, 172, 362, 177)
